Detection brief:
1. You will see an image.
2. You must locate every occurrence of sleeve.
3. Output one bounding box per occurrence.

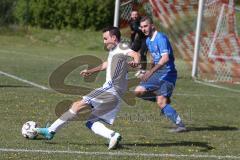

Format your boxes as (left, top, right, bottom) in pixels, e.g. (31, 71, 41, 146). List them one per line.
(157, 36, 169, 56)
(119, 43, 133, 55)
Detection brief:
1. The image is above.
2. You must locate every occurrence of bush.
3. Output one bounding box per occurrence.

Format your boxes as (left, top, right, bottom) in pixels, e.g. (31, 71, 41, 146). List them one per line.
(13, 0, 114, 30)
(0, 0, 17, 26)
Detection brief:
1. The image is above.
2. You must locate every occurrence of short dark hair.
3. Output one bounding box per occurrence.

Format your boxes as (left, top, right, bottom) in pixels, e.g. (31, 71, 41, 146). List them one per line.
(140, 16, 153, 24)
(102, 26, 121, 41)
(131, 10, 138, 13)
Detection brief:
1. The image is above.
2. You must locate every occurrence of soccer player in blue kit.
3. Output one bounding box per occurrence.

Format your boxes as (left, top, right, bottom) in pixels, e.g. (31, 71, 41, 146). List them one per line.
(134, 16, 186, 132)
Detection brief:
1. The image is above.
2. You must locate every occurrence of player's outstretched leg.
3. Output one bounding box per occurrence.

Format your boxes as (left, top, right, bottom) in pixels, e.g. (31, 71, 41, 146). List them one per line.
(36, 101, 87, 139)
(157, 96, 186, 133)
(36, 108, 77, 140)
(86, 121, 122, 150)
(36, 128, 55, 140)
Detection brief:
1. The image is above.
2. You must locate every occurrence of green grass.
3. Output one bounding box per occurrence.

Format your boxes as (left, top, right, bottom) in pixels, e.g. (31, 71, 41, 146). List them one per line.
(236, 8, 240, 35)
(0, 28, 240, 160)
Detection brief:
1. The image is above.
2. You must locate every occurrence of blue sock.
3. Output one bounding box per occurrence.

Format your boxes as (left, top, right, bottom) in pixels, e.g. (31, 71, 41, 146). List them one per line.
(161, 104, 179, 125)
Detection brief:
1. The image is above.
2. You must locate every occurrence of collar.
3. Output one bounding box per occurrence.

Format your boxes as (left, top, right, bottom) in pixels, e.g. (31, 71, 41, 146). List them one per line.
(150, 31, 157, 41)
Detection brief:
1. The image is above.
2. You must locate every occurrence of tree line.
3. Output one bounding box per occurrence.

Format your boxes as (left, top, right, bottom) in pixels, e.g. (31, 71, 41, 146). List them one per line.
(0, 0, 114, 30)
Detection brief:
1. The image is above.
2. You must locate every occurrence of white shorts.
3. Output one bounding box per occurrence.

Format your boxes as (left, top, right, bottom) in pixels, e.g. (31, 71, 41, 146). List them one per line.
(82, 85, 121, 125)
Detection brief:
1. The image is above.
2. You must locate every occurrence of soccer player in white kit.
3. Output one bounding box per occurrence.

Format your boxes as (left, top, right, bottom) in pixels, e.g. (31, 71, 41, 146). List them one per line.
(36, 26, 140, 150)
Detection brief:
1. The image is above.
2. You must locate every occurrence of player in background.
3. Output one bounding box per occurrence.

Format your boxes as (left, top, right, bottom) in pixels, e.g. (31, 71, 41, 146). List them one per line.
(134, 16, 187, 132)
(129, 10, 148, 70)
(36, 26, 140, 149)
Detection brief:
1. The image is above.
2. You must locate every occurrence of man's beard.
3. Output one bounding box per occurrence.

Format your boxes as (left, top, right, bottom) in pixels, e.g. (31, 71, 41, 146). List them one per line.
(104, 44, 109, 51)
(104, 43, 116, 51)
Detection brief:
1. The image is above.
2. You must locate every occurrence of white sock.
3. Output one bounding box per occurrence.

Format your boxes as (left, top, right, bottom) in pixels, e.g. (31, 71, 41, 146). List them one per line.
(48, 109, 77, 132)
(176, 115, 185, 127)
(91, 121, 114, 139)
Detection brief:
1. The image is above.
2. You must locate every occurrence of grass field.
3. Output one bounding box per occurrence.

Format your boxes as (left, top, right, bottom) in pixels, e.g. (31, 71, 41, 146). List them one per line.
(0, 28, 240, 160)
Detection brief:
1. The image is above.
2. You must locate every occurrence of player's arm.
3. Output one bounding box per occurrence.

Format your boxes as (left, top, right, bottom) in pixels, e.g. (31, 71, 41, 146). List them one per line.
(141, 53, 169, 81)
(148, 52, 154, 68)
(127, 51, 141, 68)
(80, 61, 108, 77)
(150, 53, 169, 73)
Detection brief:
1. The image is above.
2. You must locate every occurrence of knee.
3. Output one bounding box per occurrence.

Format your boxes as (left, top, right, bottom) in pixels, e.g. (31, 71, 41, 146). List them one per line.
(157, 97, 167, 109)
(157, 101, 166, 109)
(134, 86, 146, 97)
(71, 100, 84, 112)
(134, 89, 146, 97)
(134, 91, 144, 97)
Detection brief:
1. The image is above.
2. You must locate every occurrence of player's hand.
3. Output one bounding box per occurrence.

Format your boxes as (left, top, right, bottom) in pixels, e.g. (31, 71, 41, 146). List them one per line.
(128, 61, 140, 68)
(80, 69, 92, 77)
(140, 70, 153, 81)
(135, 70, 146, 79)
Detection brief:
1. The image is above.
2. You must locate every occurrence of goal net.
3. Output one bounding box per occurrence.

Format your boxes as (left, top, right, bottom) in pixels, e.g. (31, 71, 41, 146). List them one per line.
(120, 0, 240, 83)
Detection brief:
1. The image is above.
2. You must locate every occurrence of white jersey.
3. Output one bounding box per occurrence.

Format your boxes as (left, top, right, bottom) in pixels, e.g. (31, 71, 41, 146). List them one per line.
(83, 42, 133, 124)
(103, 43, 133, 95)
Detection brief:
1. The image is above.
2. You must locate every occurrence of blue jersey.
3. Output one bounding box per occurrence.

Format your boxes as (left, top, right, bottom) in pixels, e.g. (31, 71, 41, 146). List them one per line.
(146, 31, 177, 83)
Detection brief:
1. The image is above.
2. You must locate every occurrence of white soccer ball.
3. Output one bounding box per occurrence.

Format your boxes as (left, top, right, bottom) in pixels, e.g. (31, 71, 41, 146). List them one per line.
(21, 121, 38, 139)
(135, 70, 146, 78)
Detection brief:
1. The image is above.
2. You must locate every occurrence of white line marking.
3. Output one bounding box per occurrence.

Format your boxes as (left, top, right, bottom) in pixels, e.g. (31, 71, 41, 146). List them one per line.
(195, 80, 240, 93)
(1, 69, 238, 96)
(0, 148, 240, 159)
(0, 70, 50, 90)
(0, 49, 99, 62)
(174, 92, 238, 98)
(0, 49, 66, 62)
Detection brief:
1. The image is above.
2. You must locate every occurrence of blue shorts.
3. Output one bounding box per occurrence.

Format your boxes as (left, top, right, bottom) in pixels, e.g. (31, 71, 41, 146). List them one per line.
(139, 72, 176, 97)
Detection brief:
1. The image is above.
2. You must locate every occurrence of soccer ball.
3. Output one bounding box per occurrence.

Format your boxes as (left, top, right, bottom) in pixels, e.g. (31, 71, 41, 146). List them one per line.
(21, 121, 38, 139)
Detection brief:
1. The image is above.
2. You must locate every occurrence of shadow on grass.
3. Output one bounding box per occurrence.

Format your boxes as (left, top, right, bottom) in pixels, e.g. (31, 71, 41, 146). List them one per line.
(45, 141, 214, 152)
(121, 141, 214, 152)
(0, 85, 31, 88)
(33, 137, 47, 140)
(185, 125, 239, 132)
